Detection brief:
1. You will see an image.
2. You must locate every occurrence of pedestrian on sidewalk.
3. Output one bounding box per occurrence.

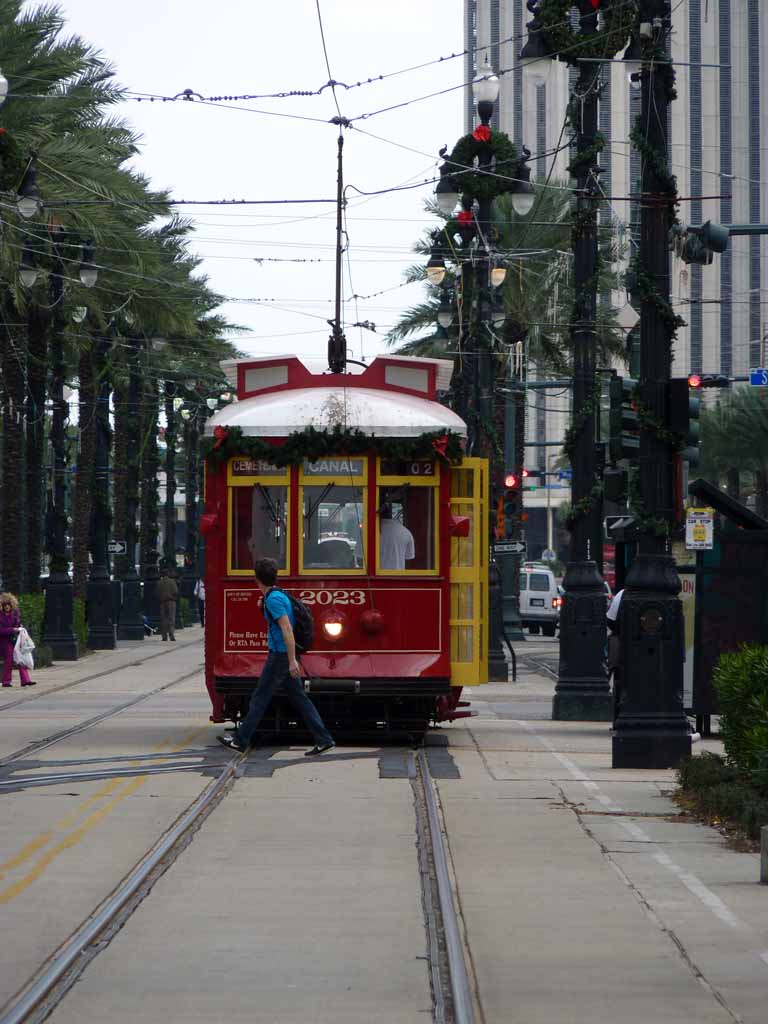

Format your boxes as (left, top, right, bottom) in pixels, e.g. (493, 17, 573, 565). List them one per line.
(157, 568, 179, 641)
(0, 593, 36, 687)
(194, 577, 205, 626)
(606, 588, 624, 723)
(218, 557, 335, 757)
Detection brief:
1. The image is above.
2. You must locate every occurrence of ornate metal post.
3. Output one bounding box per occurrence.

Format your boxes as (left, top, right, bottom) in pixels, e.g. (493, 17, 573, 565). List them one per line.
(41, 248, 77, 659)
(117, 333, 144, 641)
(86, 331, 116, 649)
(180, 403, 200, 620)
(140, 384, 161, 630)
(613, 0, 691, 768)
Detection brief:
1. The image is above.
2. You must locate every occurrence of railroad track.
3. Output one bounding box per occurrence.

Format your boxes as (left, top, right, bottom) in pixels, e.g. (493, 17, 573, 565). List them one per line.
(0, 743, 477, 1024)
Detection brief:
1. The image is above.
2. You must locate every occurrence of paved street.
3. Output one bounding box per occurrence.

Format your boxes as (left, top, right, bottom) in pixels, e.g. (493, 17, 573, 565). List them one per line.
(1, 633, 766, 1023)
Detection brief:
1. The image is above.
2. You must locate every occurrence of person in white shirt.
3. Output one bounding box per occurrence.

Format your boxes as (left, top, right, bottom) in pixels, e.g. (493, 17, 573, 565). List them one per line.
(379, 505, 415, 570)
(194, 578, 206, 626)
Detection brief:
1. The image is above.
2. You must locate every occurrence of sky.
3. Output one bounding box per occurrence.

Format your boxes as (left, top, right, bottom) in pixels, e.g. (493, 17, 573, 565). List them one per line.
(38, 0, 468, 366)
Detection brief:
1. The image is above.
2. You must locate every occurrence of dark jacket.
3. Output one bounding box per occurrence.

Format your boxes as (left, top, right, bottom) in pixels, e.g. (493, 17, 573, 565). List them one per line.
(0, 608, 20, 640)
(157, 576, 179, 603)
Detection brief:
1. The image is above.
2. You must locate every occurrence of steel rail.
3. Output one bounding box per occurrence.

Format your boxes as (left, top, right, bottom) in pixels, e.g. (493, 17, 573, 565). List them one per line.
(416, 749, 475, 1024)
(0, 762, 228, 789)
(0, 666, 202, 767)
(0, 634, 202, 714)
(0, 753, 242, 1024)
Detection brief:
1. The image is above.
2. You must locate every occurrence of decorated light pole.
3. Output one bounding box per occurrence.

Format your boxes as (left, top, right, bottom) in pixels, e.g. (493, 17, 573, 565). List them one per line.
(521, 0, 633, 720)
(431, 60, 535, 680)
(612, 0, 692, 768)
(117, 328, 145, 641)
(86, 328, 116, 649)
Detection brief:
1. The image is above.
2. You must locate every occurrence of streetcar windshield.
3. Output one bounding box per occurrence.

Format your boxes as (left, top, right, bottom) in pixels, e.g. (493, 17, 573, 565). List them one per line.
(377, 486, 435, 571)
(231, 484, 288, 570)
(303, 486, 364, 569)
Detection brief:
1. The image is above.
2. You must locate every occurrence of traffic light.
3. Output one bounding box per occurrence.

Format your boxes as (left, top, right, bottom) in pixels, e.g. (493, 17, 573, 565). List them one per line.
(608, 375, 639, 462)
(668, 378, 701, 467)
(502, 472, 521, 539)
(671, 220, 730, 265)
(523, 468, 540, 491)
(687, 373, 729, 389)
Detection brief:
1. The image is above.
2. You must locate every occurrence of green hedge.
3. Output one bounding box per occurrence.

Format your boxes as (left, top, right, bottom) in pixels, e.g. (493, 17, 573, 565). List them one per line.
(73, 597, 88, 655)
(17, 593, 53, 669)
(677, 752, 768, 841)
(712, 644, 768, 790)
(179, 597, 196, 627)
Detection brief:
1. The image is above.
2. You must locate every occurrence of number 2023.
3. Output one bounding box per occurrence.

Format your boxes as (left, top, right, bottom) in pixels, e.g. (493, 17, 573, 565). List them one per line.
(299, 589, 365, 606)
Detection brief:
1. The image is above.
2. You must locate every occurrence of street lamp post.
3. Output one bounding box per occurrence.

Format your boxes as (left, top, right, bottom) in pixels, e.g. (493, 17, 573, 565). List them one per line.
(432, 60, 535, 680)
(117, 329, 145, 641)
(522, 1, 632, 721)
(140, 366, 162, 631)
(86, 328, 116, 649)
(180, 399, 200, 620)
(612, 0, 691, 768)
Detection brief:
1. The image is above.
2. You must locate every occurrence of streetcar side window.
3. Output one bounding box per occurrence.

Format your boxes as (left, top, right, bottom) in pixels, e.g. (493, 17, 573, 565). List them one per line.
(231, 485, 288, 571)
(377, 486, 435, 571)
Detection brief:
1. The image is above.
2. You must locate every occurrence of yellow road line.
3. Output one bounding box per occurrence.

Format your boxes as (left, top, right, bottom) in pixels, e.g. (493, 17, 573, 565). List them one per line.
(0, 725, 208, 903)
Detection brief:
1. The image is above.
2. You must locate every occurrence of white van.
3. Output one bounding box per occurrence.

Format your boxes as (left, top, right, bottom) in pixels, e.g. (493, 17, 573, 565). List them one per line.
(519, 565, 559, 636)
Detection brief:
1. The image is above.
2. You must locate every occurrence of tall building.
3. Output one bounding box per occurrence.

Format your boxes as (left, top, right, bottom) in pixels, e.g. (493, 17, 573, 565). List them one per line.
(465, 1, 768, 557)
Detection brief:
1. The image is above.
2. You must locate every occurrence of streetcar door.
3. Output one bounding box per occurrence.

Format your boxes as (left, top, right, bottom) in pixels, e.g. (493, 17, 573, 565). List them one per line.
(449, 458, 489, 686)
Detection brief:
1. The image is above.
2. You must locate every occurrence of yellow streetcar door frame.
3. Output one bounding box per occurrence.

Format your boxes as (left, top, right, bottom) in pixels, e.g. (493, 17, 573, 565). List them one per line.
(449, 457, 489, 687)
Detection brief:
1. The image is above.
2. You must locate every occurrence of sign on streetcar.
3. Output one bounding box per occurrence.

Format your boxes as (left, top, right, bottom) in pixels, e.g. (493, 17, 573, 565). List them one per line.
(749, 368, 768, 386)
(685, 508, 714, 550)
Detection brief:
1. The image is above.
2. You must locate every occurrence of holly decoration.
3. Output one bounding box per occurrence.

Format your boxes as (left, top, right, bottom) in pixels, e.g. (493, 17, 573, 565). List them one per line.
(202, 425, 464, 467)
(445, 129, 521, 205)
(537, 0, 634, 62)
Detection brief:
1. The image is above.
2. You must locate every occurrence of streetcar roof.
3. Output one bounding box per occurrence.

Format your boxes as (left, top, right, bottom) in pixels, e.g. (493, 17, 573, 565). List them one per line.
(207, 354, 466, 438)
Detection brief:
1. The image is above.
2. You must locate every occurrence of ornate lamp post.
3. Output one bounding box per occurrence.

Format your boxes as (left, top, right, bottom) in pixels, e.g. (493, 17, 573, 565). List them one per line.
(179, 393, 201, 620)
(117, 319, 145, 642)
(140, 343, 164, 631)
(521, 1, 633, 720)
(612, 0, 692, 768)
(431, 60, 535, 680)
(18, 220, 98, 659)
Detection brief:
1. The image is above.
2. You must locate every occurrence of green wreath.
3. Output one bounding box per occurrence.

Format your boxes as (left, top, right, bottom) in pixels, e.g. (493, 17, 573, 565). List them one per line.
(446, 130, 520, 205)
(538, 0, 635, 61)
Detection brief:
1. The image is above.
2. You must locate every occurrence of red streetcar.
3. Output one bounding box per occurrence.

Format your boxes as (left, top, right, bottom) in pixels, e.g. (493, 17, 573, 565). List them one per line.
(200, 354, 489, 741)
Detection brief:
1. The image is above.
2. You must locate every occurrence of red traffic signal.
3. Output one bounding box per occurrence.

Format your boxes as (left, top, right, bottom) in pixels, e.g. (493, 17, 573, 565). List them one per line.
(688, 374, 702, 388)
(687, 373, 729, 389)
(504, 473, 518, 488)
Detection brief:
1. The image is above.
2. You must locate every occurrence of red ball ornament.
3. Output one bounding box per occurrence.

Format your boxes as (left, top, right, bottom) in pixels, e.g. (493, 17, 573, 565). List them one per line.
(360, 609, 384, 635)
(457, 210, 473, 225)
(472, 125, 491, 143)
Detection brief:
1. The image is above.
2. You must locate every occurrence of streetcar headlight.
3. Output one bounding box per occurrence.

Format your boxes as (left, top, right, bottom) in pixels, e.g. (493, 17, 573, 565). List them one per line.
(322, 619, 344, 640)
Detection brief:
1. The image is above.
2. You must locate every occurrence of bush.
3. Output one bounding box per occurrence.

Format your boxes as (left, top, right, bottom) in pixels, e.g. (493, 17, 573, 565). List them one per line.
(17, 593, 53, 668)
(179, 597, 196, 627)
(73, 597, 88, 655)
(712, 644, 768, 792)
(677, 751, 737, 791)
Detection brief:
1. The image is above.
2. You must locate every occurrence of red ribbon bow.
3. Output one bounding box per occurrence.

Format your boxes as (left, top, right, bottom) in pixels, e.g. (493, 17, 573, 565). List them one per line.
(472, 124, 491, 143)
(457, 210, 473, 225)
(432, 434, 449, 460)
(213, 425, 229, 451)
(590, 0, 600, 7)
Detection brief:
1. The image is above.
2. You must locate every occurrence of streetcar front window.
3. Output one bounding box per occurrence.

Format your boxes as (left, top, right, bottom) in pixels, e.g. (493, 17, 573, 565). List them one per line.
(231, 484, 287, 570)
(302, 486, 365, 570)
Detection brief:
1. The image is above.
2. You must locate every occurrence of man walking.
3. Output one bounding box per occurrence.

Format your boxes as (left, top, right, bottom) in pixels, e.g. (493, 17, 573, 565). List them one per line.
(157, 567, 179, 641)
(218, 557, 335, 756)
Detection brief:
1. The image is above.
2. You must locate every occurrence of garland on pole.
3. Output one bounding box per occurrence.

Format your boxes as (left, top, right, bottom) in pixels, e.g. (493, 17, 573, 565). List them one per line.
(446, 129, 520, 205)
(202, 425, 465, 468)
(537, 0, 635, 61)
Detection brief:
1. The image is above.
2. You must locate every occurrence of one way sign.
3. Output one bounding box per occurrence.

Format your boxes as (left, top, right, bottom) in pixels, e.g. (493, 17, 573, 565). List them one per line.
(107, 540, 127, 555)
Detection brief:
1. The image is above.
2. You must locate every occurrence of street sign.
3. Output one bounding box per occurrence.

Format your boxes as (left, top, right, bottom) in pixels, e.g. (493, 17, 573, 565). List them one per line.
(107, 540, 127, 555)
(685, 507, 714, 550)
(494, 541, 526, 555)
(541, 548, 556, 561)
(557, 469, 573, 481)
(749, 368, 768, 386)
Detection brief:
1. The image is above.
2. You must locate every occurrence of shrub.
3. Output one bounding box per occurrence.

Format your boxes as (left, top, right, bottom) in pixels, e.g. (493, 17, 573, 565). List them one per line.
(16, 593, 53, 668)
(73, 598, 88, 655)
(677, 752, 737, 791)
(179, 597, 196, 627)
(712, 644, 768, 792)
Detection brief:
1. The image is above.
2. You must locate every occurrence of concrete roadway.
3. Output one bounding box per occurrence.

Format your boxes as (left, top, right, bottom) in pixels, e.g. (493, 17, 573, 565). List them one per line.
(1, 634, 766, 1023)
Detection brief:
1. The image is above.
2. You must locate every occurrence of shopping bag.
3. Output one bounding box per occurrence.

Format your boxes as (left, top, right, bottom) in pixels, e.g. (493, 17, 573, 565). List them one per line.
(13, 626, 35, 670)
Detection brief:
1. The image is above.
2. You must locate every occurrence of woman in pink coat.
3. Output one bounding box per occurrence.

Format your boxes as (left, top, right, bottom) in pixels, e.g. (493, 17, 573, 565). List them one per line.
(0, 593, 35, 687)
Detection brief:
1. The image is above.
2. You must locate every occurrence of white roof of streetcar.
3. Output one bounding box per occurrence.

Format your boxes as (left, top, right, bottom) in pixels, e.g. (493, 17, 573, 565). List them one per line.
(206, 355, 467, 439)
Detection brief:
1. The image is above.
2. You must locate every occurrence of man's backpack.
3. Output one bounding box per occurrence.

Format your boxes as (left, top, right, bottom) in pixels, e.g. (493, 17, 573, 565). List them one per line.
(264, 588, 315, 653)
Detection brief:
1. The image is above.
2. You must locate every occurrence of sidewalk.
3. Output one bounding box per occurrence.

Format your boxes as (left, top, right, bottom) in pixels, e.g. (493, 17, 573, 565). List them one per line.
(0, 627, 204, 708)
(441, 652, 768, 1023)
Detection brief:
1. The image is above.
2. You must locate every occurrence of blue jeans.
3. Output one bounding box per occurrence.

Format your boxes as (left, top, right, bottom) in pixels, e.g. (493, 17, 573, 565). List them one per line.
(235, 651, 333, 748)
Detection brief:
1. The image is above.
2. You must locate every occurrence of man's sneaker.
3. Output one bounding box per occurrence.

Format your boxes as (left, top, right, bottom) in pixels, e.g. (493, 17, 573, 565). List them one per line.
(305, 742, 335, 757)
(217, 734, 247, 753)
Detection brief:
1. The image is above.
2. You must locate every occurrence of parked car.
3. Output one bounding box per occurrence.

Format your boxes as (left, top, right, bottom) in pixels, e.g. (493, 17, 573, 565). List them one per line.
(520, 566, 559, 636)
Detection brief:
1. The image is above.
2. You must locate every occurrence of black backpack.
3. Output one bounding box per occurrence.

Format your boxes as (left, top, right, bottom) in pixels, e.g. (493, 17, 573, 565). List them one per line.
(264, 588, 315, 653)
